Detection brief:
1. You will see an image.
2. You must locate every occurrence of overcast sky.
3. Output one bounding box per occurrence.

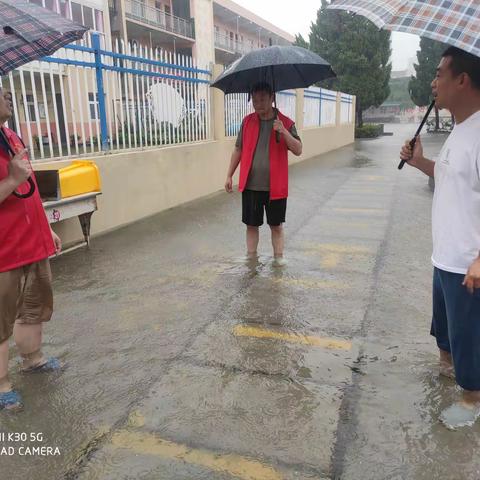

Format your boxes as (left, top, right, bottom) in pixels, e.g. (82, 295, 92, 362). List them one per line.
(234, 0, 420, 71)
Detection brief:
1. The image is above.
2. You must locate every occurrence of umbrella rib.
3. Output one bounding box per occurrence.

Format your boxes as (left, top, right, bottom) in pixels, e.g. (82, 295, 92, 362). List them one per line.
(293, 63, 309, 87)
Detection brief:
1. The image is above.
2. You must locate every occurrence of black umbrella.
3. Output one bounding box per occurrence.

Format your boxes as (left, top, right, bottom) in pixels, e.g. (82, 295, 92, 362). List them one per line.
(211, 45, 336, 94)
(211, 45, 336, 142)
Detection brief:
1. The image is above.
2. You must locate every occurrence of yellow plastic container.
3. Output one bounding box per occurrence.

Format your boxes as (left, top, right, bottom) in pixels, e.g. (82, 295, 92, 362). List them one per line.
(59, 161, 101, 199)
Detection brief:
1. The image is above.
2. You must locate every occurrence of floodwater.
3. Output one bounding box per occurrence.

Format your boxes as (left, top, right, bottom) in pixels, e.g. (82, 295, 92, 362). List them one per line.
(2, 124, 478, 480)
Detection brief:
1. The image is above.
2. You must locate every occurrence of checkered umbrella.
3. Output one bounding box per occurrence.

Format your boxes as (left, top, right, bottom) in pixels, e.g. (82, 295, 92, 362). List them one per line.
(0, 0, 88, 76)
(328, 0, 480, 58)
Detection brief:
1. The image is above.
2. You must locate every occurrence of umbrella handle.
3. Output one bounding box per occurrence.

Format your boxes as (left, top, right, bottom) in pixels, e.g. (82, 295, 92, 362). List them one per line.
(272, 78, 280, 144)
(274, 105, 280, 144)
(398, 100, 435, 170)
(12, 177, 35, 199)
(398, 137, 417, 170)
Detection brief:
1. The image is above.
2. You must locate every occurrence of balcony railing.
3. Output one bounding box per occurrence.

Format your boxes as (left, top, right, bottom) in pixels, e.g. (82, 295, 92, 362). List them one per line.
(125, 0, 194, 40)
(214, 32, 253, 55)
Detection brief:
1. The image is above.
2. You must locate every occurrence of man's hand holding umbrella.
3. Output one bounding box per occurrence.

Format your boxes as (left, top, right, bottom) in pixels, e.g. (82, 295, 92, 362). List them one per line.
(273, 118, 302, 156)
(399, 136, 435, 178)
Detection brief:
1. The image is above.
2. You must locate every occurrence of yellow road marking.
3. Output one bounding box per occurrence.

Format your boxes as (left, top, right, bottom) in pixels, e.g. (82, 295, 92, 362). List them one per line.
(358, 175, 385, 181)
(317, 220, 371, 229)
(304, 243, 372, 255)
(342, 188, 380, 194)
(321, 252, 341, 268)
(303, 243, 373, 268)
(332, 207, 387, 215)
(111, 430, 283, 480)
(272, 277, 346, 289)
(234, 325, 352, 351)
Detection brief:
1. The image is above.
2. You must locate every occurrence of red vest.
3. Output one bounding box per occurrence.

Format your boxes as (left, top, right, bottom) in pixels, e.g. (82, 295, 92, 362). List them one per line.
(238, 110, 294, 200)
(0, 128, 54, 273)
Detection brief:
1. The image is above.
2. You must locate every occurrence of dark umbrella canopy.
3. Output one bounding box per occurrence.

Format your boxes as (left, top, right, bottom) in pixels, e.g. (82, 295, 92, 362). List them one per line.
(211, 45, 336, 94)
(0, 0, 88, 76)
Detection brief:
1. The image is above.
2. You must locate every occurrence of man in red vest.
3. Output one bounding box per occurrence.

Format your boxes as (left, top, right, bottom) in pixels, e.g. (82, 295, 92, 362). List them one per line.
(224, 83, 302, 265)
(0, 87, 62, 411)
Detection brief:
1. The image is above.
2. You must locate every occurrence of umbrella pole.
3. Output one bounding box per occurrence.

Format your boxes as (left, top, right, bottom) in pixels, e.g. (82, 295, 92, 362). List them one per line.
(398, 100, 436, 170)
(274, 96, 281, 143)
(272, 68, 280, 143)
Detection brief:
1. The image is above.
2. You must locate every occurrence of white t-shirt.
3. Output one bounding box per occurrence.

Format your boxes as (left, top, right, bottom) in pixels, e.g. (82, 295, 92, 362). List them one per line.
(432, 110, 480, 274)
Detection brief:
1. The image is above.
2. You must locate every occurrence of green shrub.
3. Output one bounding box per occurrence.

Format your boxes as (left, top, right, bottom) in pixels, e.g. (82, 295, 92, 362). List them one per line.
(355, 124, 383, 138)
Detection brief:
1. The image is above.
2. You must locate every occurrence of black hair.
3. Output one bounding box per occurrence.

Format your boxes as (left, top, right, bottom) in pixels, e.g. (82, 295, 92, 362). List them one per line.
(250, 82, 274, 96)
(442, 46, 480, 90)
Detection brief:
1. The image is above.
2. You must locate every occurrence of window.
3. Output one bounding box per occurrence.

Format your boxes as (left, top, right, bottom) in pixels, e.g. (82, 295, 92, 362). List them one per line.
(24, 95, 36, 122)
(71, 2, 82, 24)
(132, 0, 146, 18)
(44, 0, 57, 12)
(59, 0, 70, 18)
(88, 93, 99, 120)
(28, 0, 62, 13)
(58, 0, 72, 19)
(83, 6, 94, 29)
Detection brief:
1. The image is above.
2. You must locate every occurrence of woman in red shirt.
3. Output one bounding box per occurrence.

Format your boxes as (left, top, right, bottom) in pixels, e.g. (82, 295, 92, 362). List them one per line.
(0, 88, 62, 411)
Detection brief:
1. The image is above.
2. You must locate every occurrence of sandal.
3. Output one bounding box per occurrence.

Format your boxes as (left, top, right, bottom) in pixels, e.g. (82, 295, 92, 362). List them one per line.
(22, 357, 62, 374)
(0, 390, 23, 411)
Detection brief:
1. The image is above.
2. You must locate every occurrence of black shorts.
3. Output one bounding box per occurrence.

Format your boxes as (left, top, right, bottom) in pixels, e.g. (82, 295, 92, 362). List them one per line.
(242, 190, 287, 227)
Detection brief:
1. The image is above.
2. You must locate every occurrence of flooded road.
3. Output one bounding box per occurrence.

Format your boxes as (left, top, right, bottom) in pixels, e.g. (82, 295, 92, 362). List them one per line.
(2, 125, 476, 480)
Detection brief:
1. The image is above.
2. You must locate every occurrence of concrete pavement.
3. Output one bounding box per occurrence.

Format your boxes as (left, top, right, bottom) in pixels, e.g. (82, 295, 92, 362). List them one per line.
(3, 125, 478, 480)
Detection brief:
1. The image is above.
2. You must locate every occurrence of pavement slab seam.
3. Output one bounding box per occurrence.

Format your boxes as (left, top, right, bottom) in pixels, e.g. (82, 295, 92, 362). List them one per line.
(330, 169, 398, 479)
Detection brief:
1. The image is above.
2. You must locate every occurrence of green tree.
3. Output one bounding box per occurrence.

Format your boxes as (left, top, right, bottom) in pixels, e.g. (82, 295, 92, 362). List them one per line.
(306, 0, 392, 126)
(409, 37, 448, 130)
(294, 34, 309, 50)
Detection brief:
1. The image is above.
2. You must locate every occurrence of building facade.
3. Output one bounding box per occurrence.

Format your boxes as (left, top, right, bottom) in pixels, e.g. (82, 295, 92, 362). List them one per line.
(108, 0, 294, 66)
(29, 0, 110, 38)
(1, 0, 304, 162)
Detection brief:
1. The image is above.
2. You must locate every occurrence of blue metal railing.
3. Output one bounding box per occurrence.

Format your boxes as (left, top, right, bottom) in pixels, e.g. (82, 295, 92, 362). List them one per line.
(40, 33, 212, 152)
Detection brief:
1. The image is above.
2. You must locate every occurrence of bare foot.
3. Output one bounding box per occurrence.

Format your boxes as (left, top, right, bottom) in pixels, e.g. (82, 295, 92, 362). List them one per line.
(463, 390, 480, 405)
(439, 361, 455, 380)
(273, 256, 287, 267)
